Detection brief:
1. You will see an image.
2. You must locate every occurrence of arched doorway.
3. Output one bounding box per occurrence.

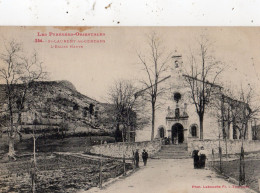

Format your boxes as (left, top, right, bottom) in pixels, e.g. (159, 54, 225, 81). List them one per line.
(158, 127, 165, 138)
(172, 123, 184, 144)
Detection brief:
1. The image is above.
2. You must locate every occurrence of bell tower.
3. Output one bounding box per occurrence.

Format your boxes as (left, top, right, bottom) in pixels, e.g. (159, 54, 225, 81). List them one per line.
(171, 51, 184, 76)
(170, 51, 185, 90)
(166, 51, 189, 144)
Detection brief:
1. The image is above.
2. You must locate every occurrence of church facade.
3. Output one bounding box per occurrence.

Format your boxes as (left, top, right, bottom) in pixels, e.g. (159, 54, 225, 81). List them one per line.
(136, 54, 254, 144)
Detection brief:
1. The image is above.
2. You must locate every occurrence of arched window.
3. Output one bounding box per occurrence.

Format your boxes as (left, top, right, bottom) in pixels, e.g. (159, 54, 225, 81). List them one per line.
(158, 127, 165, 138)
(191, 125, 197, 137)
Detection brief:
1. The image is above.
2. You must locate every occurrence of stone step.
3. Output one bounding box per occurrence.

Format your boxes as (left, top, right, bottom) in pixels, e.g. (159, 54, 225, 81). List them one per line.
(160, 149, 188, 153)
(155, 144, 190, 159)
(155, 155, 190, 159)
(161, 148, 188, 151)
(157, 152, 190, 156)
(161, 145, 188, 150)
(152, 155, 191, 159)
(158, 149, 189, 153)
(162, 144, 187, 147)
(159, 149, 188, 152)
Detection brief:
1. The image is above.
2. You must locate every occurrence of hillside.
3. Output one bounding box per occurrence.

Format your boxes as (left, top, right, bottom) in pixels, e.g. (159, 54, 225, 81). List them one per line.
(0, 80, 112, 133)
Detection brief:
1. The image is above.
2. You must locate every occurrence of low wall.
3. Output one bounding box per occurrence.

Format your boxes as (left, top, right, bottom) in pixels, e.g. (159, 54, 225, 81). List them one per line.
(188, 139, 260, 155)
(87, 139, 162, 158)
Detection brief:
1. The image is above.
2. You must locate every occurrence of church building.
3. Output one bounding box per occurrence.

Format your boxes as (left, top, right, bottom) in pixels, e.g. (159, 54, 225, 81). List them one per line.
(136, 53, 254, 144)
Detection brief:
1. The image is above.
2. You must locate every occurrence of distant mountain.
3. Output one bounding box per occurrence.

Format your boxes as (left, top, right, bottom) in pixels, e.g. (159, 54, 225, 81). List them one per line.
(0, 80, 113, 133)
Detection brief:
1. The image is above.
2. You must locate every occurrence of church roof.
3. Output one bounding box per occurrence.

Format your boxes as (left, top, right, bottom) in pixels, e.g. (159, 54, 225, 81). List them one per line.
(134, 75, 171, 98)
(182, 74, 223, 89)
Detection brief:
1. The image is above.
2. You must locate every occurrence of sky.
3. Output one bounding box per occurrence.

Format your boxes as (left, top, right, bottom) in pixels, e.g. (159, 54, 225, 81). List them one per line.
(0, 26, 259, 102)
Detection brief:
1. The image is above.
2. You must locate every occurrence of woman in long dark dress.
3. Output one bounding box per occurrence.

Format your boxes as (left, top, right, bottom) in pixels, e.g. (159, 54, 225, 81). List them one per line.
(198, 146, 207, 168)
(192, 150, 200, 169)
(200, 154, 206, 168)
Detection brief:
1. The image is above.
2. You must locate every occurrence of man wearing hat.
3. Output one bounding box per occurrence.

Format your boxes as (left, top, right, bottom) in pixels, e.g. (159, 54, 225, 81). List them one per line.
(134, 149, 139, 168)
(142, 149, 148, 166)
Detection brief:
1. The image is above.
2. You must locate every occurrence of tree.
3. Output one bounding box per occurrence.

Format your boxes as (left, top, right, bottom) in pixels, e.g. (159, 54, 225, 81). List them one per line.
(184, 36, 224, 140)
(224, 85, 259, 185)
(31, 112, 39, 193)
(210, 89, 232, 160)
(233, 86, 259, 185)
(252, 118, 259, 140)
(108, 79, 146, 176)
(225, 86, 259, 140)
(107, 79, 141, 142)
(137, 33, 172, 140)
(0, 40, 46, 159)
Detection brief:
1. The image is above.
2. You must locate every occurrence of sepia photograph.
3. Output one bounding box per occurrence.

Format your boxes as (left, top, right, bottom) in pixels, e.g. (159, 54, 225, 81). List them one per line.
(0, 26, 260, 193)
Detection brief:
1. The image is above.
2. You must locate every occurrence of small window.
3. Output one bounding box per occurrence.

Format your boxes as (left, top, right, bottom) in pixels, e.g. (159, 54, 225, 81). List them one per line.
(175, 108, 180, 118)
(191, 125, 197, 137)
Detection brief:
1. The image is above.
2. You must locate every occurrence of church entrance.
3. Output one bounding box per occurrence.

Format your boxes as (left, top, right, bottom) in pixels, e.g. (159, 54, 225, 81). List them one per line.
(171, 123, 184, 144)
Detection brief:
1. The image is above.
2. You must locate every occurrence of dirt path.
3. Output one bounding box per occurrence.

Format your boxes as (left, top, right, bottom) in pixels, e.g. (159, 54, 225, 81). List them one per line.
(84, 158, 255, 193)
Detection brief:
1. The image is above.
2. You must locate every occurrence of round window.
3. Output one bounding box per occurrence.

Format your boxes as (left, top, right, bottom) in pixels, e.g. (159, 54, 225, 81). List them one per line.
(173, 92, 181, 102)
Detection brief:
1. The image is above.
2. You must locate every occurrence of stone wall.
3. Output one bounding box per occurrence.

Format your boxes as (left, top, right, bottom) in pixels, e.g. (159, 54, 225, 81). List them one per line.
(87, 139, 162, 158)
(188, 139, 260, 155)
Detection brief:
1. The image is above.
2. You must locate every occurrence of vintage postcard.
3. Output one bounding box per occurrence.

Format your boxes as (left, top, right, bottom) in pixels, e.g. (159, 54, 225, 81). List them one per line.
(0, 26, 260, 193)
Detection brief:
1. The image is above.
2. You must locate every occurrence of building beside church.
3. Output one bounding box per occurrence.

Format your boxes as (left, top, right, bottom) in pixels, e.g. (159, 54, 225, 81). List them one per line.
(136, 53, 254, 144)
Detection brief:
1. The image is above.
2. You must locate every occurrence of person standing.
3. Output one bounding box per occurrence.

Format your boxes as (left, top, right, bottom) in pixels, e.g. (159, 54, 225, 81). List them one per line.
(142, 149, 148, 166)
(198, 146, 207, 168)
(192, 149, 199, 169)
(134, 149, 139, 168)
(132, 150, 136, 167)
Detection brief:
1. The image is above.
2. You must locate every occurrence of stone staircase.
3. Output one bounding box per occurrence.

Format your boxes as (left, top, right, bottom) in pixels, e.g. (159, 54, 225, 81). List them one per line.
(153, 144, 191, 159)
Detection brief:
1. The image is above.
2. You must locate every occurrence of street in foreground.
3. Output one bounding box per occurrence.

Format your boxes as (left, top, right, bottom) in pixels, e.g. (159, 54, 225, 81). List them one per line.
(85, 158, 256, 193)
